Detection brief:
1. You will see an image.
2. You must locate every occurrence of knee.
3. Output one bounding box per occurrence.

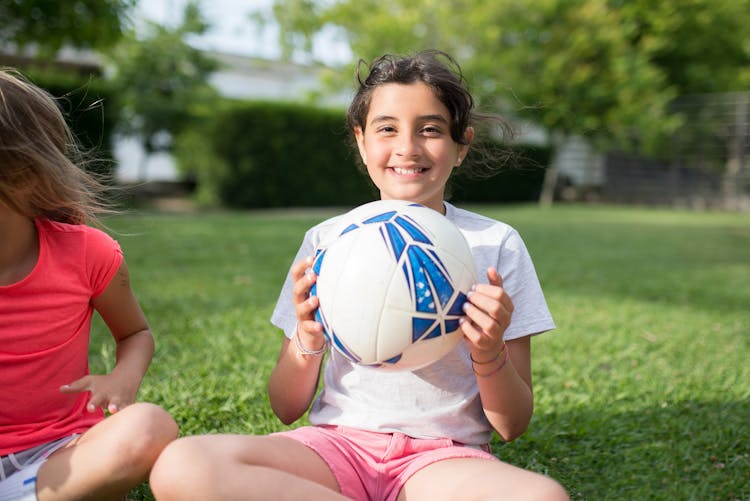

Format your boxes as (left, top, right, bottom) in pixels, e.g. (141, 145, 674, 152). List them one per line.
(526, 475, 570, 501)
(482, 467, 569, 501)
(149, 436, 213, 500)
(115, 403, 178, 470)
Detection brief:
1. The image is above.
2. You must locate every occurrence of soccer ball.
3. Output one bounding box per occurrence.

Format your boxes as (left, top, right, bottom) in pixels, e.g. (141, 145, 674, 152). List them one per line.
(311, 200, 476, 371)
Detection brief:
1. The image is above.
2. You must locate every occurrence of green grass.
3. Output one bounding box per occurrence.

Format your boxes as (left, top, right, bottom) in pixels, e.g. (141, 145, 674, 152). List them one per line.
(89, 205, 750, 500)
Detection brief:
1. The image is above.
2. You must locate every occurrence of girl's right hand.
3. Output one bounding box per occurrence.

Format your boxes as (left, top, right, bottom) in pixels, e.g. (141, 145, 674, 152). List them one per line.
(290, 255, 325, 350)
(269, 255, 327, 422)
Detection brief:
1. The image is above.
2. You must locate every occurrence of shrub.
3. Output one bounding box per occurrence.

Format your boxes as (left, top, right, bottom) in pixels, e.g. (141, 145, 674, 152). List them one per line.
(178, 100, 550, 208)
(24, 69, 120, 180)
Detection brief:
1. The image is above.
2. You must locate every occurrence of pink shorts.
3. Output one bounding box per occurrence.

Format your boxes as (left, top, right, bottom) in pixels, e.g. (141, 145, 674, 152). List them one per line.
(274, 425, 497, 501)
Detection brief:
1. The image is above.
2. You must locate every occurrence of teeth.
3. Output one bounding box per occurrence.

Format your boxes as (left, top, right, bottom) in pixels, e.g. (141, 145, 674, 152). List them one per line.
(393, 167, 424, 175)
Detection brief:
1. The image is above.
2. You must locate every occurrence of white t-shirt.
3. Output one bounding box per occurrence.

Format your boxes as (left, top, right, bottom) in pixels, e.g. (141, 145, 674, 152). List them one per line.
(270, 202, 555, 445)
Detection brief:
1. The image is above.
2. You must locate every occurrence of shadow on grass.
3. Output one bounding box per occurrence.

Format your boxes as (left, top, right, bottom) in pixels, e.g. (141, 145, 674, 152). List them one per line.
(498, 399, 749, 500)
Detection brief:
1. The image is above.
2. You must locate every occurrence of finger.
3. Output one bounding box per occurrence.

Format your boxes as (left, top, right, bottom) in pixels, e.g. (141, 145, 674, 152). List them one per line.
(292, 264, 317, 302)
(472, 268, 507, 301)
(463, 300, 502, 337)
(291, 256, 314, 282)
(296, 296, 320, 323)
(60, 377, 90, 394)
(486, 268, 513, 312)
(86, 394, 104, 413)
(295, 320, 327, 355)
(459, 317, 497, 351)
(107, 397, 132, 414)
(467, 289, 513, 323)
(299, 318, 323, 336)
(467, 289, 513, 320)
(486, 267, 503, 287)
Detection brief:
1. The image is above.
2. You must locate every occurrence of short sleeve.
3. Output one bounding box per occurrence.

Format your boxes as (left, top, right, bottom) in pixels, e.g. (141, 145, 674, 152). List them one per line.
(496, 229, 555, 339)
(270, 230, 316, 338)
(83, 226, 124, 297)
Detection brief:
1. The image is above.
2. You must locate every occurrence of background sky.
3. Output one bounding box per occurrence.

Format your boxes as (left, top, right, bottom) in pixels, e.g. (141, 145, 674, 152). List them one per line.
(134, 0, 350, 64)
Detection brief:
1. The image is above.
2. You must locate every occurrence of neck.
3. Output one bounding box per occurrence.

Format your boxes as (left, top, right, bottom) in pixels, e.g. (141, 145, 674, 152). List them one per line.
(0, 211, 38, 285)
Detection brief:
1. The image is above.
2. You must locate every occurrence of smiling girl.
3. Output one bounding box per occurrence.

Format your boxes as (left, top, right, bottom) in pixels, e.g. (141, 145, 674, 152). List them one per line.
(150, 50, 568, 501)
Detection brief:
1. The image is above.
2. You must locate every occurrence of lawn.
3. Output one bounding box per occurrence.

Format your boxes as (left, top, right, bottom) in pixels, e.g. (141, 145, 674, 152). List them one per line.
(89, 204, 750, 500)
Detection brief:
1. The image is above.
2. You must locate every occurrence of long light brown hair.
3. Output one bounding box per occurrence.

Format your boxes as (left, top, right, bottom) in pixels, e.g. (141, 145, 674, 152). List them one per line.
(0, 68, 110, 225)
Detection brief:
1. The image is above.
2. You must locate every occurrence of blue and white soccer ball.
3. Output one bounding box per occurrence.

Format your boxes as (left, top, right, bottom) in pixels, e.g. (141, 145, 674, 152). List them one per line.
(311, 200, 477, 371)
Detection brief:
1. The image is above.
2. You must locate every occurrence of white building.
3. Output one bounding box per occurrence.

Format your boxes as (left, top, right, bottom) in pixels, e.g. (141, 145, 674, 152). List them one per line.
(115, 51, 351, 182)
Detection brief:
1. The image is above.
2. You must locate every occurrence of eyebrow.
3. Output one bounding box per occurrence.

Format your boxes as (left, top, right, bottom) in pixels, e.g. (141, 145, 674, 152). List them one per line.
(368, 114, 450, 126)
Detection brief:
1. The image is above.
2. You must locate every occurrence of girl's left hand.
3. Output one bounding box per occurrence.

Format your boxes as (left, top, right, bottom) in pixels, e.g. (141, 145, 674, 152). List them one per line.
(60, 371, 140, 414)
(460, 267, 514, 360)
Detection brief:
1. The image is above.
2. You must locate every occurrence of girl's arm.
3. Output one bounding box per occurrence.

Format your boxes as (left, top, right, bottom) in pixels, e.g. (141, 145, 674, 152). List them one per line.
(267, 256, 327, 424)
(61, 259, 154, 413)
(461, 267, 535, 442)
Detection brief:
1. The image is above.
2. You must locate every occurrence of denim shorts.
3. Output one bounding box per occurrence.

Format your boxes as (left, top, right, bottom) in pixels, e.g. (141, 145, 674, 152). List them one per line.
(274, 425, 497, 501)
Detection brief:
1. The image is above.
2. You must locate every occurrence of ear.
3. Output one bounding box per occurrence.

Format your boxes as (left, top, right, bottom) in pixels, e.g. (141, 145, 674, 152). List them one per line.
(354, 126, 367, 165)
(456, 126, 474, 166)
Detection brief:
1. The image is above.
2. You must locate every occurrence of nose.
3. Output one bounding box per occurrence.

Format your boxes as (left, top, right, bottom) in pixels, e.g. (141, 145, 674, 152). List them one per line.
(395, 132, 422, 158)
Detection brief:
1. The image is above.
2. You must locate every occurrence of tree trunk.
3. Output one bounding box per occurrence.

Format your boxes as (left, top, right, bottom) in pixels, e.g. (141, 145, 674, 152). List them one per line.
(721, 94, 747, 210)
(539, 162, 558, 208)
(539, 134, 565, 208)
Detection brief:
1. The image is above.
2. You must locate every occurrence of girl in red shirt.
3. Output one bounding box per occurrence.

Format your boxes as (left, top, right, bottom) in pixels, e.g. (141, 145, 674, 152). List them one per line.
(0, 69, 177, 500)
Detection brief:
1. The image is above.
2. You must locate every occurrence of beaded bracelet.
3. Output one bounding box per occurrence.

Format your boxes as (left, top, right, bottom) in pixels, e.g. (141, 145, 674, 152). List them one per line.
(472, 348, 510, 378)
(469, 342, 507, 365)
(294, 328, 328, 357)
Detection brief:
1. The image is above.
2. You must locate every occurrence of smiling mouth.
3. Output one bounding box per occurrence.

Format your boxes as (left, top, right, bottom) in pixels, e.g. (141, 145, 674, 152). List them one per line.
(392, 166, 427, 175)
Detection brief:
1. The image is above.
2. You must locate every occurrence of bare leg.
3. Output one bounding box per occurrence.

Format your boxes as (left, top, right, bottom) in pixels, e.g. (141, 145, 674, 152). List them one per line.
(397, 457, 569, 501)
(35, 403, 178, 501)
(149, 434, 349, 501)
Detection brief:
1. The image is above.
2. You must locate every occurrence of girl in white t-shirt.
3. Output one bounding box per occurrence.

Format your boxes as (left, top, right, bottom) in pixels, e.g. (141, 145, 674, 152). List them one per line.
(150, 50, 568, 501)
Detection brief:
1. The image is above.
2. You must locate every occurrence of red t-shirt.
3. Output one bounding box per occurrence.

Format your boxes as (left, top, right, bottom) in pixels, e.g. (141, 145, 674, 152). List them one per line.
(0, 219, 123, 455)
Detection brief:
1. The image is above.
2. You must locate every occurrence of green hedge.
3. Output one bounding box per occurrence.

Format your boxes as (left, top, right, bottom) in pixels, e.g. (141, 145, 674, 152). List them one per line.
(450, 144, 551, 204)
(187, 101, 374, 208)
(178, 100, 550, 208)
(24, 69, 120, 179)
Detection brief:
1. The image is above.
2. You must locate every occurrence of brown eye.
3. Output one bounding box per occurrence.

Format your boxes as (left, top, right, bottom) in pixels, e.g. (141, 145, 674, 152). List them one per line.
(421, 125, 442, 135)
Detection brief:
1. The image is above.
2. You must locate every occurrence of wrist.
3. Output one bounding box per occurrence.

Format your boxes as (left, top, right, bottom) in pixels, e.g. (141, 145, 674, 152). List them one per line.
(471, 343, 510, 378)
(470, 341, 507, 365)
(294, 325, 328, 357)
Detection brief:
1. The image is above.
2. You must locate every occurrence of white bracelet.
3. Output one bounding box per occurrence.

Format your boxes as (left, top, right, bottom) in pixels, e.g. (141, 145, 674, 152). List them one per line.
(294, 328, 328, 357)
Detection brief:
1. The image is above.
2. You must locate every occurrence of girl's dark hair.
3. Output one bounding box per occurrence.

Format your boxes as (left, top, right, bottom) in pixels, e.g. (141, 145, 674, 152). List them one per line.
(346, 50, 515, 178)
(0, 68, 111, 225)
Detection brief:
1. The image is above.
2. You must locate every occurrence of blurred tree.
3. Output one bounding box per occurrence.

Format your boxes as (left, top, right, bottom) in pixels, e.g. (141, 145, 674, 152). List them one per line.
(261, 0, 750, 204)
(0, 0, 136, 55)
(615, 0, 750, 94)
(106, 0, 218, 180)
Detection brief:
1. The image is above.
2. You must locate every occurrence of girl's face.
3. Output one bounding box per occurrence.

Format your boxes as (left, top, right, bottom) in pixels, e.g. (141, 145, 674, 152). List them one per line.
(354, 82, 472, 213)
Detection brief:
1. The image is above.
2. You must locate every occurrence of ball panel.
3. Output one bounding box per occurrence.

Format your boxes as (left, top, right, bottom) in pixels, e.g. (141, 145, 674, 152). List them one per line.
(380, 329, 464, 370)
(318, 229, 399, 362)
(375, 308, 415, 363)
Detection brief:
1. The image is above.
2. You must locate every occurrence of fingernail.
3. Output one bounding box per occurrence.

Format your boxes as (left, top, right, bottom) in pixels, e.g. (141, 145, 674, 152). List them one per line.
(462, 302, 470, 312)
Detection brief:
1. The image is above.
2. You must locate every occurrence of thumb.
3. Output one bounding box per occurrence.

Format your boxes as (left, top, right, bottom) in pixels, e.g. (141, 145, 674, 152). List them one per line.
(486, 267, 503, 287)
(60, 376, 91, 394)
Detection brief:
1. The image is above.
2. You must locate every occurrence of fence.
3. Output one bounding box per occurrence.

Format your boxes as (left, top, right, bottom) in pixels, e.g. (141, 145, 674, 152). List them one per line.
(568, 91, 750, 210)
